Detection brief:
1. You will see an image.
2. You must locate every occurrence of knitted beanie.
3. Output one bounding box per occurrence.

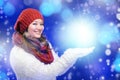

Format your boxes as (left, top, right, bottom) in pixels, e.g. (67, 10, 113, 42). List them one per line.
(14, 8, 44, 34)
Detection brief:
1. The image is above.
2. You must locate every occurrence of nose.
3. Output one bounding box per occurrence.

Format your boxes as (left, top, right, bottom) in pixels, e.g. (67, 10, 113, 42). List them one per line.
(37, 25, 44, 30)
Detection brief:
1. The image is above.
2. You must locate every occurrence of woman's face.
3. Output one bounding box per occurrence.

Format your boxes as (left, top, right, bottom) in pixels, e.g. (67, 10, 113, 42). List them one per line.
(27, 19, 44, 39)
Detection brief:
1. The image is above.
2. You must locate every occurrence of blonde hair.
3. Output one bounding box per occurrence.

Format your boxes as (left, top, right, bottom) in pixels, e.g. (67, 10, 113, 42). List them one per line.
(12, 32, 48, 53)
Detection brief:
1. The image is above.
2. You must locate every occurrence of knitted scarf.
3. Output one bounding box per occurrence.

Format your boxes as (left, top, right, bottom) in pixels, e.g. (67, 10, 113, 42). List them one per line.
(27, 38, 54, 64)
(12, 32, 54, 64)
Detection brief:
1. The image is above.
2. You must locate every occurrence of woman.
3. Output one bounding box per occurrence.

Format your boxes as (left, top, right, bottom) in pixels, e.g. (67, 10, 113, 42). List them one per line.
(10, 8, 94, 80)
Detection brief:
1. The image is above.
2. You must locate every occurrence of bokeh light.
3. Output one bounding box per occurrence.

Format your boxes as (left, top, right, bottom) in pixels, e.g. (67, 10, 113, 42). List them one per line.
(23, 0, 33, 6)
(60, 8, 73, 22)
(57, 15, 98, 48)
(3, 2, 15, 16)
(98, 24, 120, 45)
(0, 71, 8, 80)
(113, 58, 120, 72)
(0, 0, 4, 7)
(0, 0, 120, 80)
(39, 0, 62, 16)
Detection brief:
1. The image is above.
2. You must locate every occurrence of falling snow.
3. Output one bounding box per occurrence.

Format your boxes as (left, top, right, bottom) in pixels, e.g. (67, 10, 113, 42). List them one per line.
(0, 0, 120, 80)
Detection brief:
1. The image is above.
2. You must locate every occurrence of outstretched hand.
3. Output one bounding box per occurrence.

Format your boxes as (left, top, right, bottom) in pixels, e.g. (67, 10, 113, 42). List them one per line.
(74, 47, 95, 57)
(65, 47, 95, 58)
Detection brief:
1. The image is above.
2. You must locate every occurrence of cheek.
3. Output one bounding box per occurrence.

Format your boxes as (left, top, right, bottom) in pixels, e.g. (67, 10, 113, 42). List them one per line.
(42, 27, 44, 31)
(28, 27, 35, 35)
(40, 25, 44, 30)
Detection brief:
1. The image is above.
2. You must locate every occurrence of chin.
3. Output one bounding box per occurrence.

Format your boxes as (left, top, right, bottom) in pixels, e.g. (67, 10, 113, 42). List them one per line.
(35, 35, 41, 38)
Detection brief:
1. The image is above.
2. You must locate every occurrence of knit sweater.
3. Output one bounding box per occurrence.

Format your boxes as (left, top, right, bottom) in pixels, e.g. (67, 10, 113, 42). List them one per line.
(10, 45, 93, 80)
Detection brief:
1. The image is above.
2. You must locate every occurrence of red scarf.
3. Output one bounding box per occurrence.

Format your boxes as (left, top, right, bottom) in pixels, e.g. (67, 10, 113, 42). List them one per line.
(13, 32, 54, 64)
(27, 38, 54, 64)
(32, 45, 54, 64)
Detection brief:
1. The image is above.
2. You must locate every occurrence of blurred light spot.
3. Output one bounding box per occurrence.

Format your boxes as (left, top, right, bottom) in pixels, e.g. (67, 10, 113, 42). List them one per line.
(66, 0, 73, 3)
(0, 9, 3, 14)
(109, 22, 114, 26)
(0, 72, 8, 79)
(7, 71, 13, 76)
(23, 0, 33, 6)
(68, 72, 72, 80)
(102, 0, 115, 5)
(0, 53, 3, 61)
(4, 20, 9, 25)
(57, 15, 98, 48)
(111, 65, 114, 72)
(6, 38, 10, 43)
(39, 0, 62, 16)
(0, 0, 4, 7)
(98, 25, 120, 45)
(118, 8, 120, 12)
(116, 13, 120, 21)
(9, 26, 13, 30)
(105, 49, 111, 56)
(0, 46, 5, 53)
(117, 23, 120, 28)
(106, 6, 110, 11)
(118, 48, 120, 52)
(0, 16, 3, 19)
(88, 0, 94, 6)
(51, 0, 62, 13)
(99, 76, 105, 80)
(61, 8, 73, 21)
(88, 64, 93, 69)
(111, 74, 114, 77)
(39, 2, 54, 16)
(113, 58, 120, 72)
(90, 76, 93, 79)
(7, 28, 9, 31)
(85, 65, 88, 69)
(95, 14, 100, 20)
(3, 2, 15, 16)
(106, 44, 111, 48)
(116, 74, 120, 79)
(99, 58, 103, 62)
(6, 31, 10, 36)
(72, 66, 76, 69)
(106, 59, 110, 66)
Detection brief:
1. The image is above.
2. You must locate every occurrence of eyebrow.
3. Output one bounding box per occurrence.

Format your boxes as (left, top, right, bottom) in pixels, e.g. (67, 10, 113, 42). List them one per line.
(33, 21, 43, 23)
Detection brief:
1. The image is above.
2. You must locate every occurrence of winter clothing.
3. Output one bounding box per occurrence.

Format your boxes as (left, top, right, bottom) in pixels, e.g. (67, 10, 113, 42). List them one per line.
(26, 37, 54, 64)
(14, 8, 43, 34)
(10, 44, 94, 80)
(10, 44, 77, 80)
(12, 32, 54, 64)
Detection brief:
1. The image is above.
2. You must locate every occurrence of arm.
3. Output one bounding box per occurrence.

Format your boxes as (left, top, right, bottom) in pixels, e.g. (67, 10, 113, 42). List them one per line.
(10, 46, 94, 78)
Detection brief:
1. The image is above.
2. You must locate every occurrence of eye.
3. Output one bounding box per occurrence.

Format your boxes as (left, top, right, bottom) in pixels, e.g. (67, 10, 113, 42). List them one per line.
(40, 23, 44, 26)
(32, 23, 37, 25)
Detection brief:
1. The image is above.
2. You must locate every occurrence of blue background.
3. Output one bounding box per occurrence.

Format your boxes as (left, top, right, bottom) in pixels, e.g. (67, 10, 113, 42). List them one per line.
(0, 0, 120, 80)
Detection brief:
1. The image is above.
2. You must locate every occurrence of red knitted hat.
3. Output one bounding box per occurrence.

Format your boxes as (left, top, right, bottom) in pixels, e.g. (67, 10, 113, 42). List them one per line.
(14, 8, 44, 34)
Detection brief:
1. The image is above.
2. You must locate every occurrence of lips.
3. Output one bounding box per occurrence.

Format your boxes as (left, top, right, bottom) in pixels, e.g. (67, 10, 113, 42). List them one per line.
(34, 30, 42, 35)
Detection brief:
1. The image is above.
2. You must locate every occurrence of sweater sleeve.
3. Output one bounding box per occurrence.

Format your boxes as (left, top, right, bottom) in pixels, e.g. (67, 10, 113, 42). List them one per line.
(10, 46, 94, 78)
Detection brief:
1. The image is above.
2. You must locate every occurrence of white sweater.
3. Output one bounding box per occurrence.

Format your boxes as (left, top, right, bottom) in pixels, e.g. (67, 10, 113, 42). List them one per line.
(10, 45, 80, 80)
(10, 45, 93, 80)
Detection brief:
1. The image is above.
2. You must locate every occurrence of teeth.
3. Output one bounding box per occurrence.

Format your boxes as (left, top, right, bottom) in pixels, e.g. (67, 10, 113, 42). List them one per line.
(36, 32, 40, 34)
(34, 30, 42, 34)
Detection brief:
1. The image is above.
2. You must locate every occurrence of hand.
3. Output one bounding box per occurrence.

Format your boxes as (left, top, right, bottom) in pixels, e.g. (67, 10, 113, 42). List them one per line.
(74, 47, 95, 57)
(65, 47, 95, 58)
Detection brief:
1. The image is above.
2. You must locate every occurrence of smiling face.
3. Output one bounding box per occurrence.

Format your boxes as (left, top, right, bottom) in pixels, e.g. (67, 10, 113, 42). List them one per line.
(27, 19, 44, 39)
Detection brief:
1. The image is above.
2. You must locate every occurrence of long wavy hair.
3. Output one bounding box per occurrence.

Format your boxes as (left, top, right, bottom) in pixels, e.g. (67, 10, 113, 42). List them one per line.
(12, 32, 49, 53)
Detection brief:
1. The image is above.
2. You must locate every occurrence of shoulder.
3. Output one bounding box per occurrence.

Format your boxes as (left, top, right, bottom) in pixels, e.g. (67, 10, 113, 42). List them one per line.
(10, 45, 24, 54)
(10, 45, 38, 63)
